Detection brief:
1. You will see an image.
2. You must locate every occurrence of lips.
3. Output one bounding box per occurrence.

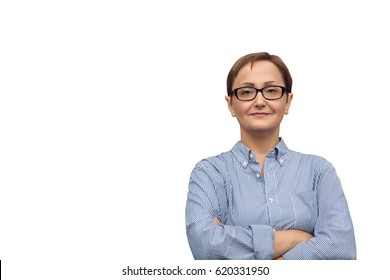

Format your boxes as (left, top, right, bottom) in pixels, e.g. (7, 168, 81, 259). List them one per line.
(250, 112, 269, 116)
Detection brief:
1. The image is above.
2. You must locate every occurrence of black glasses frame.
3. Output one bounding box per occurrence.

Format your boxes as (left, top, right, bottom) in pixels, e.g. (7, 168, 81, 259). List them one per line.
(230, 86, 287, 101)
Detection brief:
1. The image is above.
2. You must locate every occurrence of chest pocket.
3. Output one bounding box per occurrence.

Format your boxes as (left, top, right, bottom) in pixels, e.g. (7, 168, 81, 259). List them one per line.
(290, 190, 318, 233)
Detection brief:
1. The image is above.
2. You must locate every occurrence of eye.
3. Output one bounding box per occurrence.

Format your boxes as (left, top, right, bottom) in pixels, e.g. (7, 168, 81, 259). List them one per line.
(264, 87, 279, 94)
(238, 88, 255, 95)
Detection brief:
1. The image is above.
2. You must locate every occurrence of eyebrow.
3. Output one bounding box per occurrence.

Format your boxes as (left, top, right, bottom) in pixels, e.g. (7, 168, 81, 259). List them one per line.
(239, 81, 278, 87)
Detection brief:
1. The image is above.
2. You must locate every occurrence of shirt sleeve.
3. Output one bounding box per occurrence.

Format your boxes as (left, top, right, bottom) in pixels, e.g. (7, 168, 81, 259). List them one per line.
(185, 160, 274, 260)
(283, 162, 357, 260)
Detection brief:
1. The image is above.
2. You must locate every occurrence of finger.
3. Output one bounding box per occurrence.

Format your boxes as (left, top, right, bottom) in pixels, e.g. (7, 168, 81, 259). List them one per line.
(213, 217, 222, 225)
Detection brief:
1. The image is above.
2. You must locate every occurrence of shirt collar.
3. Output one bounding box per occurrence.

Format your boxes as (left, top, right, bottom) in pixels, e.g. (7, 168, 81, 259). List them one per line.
(231, 137, 290, 168)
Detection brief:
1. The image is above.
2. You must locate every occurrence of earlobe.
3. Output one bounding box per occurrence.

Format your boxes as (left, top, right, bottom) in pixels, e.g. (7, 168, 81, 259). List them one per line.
(225, 95, 236, 117)
(284, 93, 293, 115)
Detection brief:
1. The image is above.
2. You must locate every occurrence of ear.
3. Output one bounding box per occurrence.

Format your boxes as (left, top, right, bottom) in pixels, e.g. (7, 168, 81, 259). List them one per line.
(225, 95, 236, 117)
(284, 93, 293, 115)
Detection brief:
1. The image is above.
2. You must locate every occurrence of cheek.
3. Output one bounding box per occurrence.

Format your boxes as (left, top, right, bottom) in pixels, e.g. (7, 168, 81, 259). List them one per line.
(232, 103, 251, 115)
(271, 103, 288, 115)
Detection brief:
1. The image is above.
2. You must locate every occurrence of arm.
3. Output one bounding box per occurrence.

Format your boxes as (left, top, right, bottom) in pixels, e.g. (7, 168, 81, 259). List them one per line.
(213, 217, 313, 259)
(282, 163, 356, 260)
(186, 162, 274, 259)
(186, 161, 313, 259)
(273, 230, 313, 259)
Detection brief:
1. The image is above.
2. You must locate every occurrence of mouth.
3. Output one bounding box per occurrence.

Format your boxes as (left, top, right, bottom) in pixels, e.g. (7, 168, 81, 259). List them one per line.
(250, 112, 270, 117)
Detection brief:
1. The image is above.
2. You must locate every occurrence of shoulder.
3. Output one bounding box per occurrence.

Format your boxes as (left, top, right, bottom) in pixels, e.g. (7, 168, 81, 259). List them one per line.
(278, 138, 333, 171)
(287, 150, 341, 191)
(194, 151, 231, 173)
(289, 149, 335, 173)
(191, 151, 233, 182)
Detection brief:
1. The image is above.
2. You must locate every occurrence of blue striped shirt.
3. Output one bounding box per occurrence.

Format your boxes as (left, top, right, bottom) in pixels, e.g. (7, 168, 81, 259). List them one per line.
(185, 138, 356, 260)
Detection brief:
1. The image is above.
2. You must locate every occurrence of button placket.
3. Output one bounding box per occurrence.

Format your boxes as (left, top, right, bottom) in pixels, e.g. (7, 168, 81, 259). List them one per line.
(264, 158, 279, 228)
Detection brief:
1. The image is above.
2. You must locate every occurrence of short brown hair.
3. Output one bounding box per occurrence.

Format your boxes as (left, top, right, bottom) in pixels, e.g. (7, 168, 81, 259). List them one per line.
(226, 52, 293, 95)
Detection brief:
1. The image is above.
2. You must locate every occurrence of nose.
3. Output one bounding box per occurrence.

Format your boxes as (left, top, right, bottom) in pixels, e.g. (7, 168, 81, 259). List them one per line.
(254, 91, 266, 107)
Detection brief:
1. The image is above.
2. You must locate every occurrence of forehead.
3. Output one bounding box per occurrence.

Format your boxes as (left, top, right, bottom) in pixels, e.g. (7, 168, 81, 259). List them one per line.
(234, 60, 284, 86)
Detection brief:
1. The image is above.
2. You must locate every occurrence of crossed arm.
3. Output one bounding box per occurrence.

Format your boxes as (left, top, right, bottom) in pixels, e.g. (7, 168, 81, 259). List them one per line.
(186, 165, 315, 260)
(213, 217, 313, 260)
(186, 162, 356, 260)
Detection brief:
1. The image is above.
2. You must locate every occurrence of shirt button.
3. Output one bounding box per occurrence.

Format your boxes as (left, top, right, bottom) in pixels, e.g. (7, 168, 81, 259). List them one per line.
(250, 154, 253, 158)
(268, 197, 273, 203)
(256, 173, 261, 178)
(266, 171, 270, 177)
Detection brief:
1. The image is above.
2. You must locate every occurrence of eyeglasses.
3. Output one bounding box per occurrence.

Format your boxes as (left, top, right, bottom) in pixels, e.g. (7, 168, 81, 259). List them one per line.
(231, 86, 286, 101)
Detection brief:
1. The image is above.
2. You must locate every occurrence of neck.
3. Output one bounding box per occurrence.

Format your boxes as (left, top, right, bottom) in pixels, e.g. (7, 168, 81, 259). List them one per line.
(240, 128, 280, 156)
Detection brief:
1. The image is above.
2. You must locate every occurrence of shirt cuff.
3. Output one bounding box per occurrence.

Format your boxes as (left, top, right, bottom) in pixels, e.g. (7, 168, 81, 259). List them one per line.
(249, 225, 274, 260)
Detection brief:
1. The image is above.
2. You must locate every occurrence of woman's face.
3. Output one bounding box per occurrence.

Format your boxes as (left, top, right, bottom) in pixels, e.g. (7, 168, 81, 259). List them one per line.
(225, 60, 293, 135)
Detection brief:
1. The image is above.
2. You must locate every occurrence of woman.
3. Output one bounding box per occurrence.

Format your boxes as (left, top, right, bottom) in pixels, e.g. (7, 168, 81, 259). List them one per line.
(185, 52, 356, 260)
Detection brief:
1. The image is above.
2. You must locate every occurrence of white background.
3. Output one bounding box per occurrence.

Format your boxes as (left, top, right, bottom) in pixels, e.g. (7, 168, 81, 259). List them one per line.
(1, 0, 389, 279)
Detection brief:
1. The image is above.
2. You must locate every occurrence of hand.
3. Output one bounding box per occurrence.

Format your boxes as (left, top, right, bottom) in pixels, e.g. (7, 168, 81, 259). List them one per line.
(213, 217, 222, 226)
(294, 230, 314, 244)
(273, 230, 313, 259)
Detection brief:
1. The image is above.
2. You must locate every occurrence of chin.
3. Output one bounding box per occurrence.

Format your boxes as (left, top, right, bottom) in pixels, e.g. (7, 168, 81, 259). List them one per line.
(247, 125, 278, 133)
